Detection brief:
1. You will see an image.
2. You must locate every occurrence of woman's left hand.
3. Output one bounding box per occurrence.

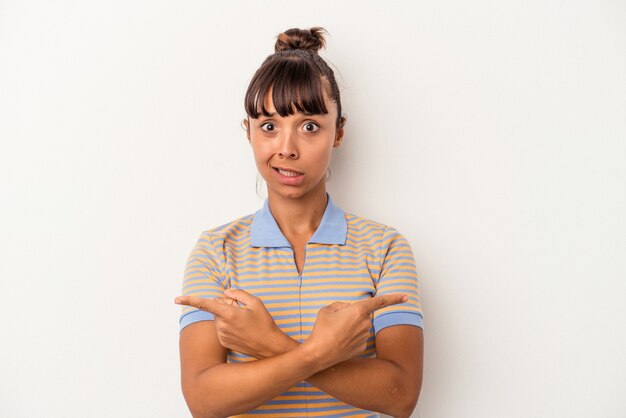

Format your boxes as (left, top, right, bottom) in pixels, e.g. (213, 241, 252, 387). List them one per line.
(206, 289, 295, 359)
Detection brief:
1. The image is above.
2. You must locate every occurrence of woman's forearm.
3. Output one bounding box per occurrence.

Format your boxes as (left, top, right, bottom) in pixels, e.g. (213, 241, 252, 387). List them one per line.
(189, 347, 411, 418)
(273, 337, 418, 417)
(177, 294, 415, 417)
(185, 343, 327, 418)
(307, 356, 416, 417)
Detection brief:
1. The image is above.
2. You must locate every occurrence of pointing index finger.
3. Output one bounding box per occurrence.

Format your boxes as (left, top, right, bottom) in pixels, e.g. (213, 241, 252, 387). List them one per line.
(174, 296, 231, 317)
(356, 294, 408, 314)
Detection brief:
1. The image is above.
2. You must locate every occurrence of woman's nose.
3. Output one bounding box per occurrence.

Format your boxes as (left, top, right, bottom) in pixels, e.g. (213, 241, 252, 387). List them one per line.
(278, 131, 298, 159)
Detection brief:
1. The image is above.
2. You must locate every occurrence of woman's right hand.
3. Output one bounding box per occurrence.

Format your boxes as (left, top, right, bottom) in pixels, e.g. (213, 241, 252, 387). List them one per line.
(304, 294, 408, 369)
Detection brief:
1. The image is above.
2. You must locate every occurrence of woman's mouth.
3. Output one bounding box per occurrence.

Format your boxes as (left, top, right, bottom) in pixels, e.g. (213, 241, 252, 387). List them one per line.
(273, 167, 303, 177)
(272, 166, 305, 185)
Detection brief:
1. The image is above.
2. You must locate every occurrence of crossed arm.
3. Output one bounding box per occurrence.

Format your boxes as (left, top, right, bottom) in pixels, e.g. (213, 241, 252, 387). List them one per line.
(176, 291, 423, 418)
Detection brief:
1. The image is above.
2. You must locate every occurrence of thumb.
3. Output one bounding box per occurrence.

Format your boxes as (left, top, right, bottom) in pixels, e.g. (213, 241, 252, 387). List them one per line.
(224, 288, 260, 307)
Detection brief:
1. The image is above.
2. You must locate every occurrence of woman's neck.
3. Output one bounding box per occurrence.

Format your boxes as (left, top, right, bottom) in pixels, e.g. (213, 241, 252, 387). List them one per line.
(267, 186, 328, 240)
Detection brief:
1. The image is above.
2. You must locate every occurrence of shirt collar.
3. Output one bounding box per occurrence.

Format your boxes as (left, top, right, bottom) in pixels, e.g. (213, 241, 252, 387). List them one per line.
(250, 193, 347, 248)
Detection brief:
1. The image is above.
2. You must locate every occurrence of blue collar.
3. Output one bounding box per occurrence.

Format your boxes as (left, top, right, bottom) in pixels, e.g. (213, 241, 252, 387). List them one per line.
(250, 193, 347, 248)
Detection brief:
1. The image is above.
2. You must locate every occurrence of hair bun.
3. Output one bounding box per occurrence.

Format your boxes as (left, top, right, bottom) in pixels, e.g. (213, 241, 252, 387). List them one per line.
(275, 27, 326, 53)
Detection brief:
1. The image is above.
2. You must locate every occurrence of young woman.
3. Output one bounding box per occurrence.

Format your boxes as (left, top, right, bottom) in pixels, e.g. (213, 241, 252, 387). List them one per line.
(175, 27, 424, 418)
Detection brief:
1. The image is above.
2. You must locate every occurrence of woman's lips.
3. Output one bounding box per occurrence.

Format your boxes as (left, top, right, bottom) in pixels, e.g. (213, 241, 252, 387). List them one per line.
(273, 167, 302, 176)
(272, 166, 304, 185)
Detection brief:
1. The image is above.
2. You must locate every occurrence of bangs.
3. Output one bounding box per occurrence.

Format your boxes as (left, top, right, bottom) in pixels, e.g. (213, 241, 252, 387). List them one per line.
(245, 56, 329, 118)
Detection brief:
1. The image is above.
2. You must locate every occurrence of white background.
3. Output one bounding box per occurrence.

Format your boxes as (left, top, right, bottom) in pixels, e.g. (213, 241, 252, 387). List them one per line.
(1, 1, 625, 417)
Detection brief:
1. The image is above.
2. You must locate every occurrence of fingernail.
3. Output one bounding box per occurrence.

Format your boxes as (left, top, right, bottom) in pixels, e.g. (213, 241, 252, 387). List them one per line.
(402, 295, 409, 303)
(174, 297, 182, 304)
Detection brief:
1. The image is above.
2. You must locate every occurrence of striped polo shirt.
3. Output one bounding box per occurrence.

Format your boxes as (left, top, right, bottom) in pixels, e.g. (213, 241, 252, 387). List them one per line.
(180, 194, 423, 417)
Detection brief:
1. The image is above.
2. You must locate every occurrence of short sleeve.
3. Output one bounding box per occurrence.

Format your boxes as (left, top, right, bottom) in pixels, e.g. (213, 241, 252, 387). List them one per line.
(372, 226, 424, 334)
(179, 231, 226, 332)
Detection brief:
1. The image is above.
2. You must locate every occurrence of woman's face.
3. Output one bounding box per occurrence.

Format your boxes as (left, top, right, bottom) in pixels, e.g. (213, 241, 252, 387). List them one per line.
(244, 86, 344, 201)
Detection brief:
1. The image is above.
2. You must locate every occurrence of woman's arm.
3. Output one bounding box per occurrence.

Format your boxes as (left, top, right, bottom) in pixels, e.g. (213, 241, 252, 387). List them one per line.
(206, 290, 423, 417)
(180, 321, 323, 418)
(177, 294, 406, 418)
(304, 325, 423, 418)
(264, 327, 423, 418)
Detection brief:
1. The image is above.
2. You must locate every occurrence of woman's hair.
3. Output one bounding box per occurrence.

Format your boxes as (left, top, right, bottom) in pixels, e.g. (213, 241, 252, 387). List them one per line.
(244, 27, 344, 128)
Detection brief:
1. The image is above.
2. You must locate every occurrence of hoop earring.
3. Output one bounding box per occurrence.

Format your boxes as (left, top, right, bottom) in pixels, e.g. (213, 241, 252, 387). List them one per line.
(325, 168, 333, 182)
(241, 119, 248, 131)
(255, 174, 266, 198)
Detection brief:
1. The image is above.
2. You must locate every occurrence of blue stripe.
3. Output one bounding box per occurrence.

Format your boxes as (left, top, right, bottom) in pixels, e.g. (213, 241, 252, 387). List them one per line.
(266, 305, 303, 313)
(302, 266, 370, 274)
(234, 274, 299, 281)
(251, 290, 301, 297)
(305, 272, 372, 279)
(224, 247, 293, 257)
(235, 270, 376, 280)
(299, 295, 372, 302)
(294, 280, 372, 286)
(232, 259, 295, 268)
(265, 398, 352, 405)
(304, 248, 378, 257)
(271, 313, 305, 320)
(301, 287, 374, 295)
(305, 252, 371, 262)
(182, 283, 223, 292)
(380, 268, 419, 274)
(247, 400, 367, 415)
(235, 283, 300, 291)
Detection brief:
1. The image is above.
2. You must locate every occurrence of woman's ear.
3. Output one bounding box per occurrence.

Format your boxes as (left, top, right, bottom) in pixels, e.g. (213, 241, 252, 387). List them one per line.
(242, 118, 251, 142)
(333, 116, 347, 148)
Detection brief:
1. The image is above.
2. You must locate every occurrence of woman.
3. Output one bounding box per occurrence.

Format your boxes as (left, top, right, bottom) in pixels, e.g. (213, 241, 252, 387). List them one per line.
(175, 27, 424, 418)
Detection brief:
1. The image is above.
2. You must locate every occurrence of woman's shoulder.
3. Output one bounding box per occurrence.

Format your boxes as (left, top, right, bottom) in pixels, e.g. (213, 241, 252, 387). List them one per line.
(344, 212, 405, 240)
(345, 211, 403, 231)
(344, 213, 416, 265)
(198, 213, 255, 242)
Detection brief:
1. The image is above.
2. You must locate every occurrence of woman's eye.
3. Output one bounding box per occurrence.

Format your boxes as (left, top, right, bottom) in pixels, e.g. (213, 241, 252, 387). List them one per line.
(260, 122, 275, 132)
(303, 122, 319, 132)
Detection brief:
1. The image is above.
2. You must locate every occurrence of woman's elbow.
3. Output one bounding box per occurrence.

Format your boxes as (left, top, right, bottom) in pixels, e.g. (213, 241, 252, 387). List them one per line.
(385, 395, 418, 418)
(182, 380, 228, 418)
(186, 396, 228, 418)
(190, 408, 224, 418)
(184, 393, 218, 418)
(386, 378, 421, 418)
(396, 394, 419, 418)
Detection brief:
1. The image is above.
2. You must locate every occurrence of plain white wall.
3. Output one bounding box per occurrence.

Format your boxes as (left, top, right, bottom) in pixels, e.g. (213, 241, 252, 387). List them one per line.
(1, 1, 625, 417)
